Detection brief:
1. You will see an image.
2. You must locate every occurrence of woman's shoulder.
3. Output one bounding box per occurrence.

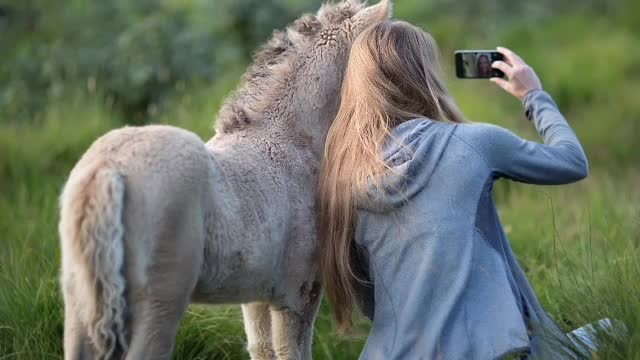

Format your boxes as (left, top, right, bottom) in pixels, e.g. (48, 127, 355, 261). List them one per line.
(453, 121, 509, 138)
(448, 122, 522, 169)
(389, 118, 514, 159)
(452, 122, 516, 150)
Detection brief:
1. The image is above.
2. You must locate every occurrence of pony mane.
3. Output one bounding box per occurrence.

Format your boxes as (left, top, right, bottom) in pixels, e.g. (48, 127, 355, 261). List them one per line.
(215, 1, 363, 134)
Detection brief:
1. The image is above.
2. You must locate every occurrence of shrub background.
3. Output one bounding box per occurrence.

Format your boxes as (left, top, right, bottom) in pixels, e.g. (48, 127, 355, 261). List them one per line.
(0, 0, 638, 358)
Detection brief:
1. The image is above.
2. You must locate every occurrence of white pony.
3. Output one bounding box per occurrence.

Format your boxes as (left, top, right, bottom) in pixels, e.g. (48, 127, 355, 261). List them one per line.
(58, 1, 391, 359)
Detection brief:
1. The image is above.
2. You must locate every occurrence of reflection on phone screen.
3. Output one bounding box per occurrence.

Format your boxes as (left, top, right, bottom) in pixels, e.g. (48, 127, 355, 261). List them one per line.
(461, 52, 493, 78)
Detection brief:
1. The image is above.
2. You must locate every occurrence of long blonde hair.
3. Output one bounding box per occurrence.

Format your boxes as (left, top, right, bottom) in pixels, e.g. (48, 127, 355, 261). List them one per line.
(317, 20, 465, 332)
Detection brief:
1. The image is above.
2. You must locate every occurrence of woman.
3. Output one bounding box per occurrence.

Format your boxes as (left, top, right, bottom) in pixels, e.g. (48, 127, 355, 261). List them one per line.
(317, 20, 589, 359)
(477, 54, 492, 77)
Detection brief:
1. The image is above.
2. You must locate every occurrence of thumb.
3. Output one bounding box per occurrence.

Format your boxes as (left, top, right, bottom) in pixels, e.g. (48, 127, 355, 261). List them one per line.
(490, 77, 510, 93)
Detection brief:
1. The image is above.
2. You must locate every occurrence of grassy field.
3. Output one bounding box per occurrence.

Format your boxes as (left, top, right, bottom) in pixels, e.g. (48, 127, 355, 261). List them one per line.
(1, 85, 638, 359)
(1, 1, 639, 359)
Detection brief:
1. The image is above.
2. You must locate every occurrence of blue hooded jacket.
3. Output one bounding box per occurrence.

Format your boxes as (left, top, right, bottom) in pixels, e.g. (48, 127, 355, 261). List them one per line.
(353, 90, 588, 359)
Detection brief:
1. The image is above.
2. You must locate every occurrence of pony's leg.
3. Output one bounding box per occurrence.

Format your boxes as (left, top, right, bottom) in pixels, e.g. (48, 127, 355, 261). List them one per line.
(270, 280, 322, 360)
(296, 286, 323, 360)
(270, 308, 302, 360)
(124, 295, 190, 360)
(242, 302, 276, 360)
(62, 278, 95, 360)
(124, 207, 204, 359)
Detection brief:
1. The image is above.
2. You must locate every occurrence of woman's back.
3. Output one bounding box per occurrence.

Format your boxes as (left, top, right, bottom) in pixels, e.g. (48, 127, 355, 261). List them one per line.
(356, 119, 519, 359)
(355, 90, 587, 359)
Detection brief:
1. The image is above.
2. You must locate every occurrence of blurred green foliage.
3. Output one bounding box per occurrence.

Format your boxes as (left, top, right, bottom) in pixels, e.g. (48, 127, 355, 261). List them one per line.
(1, 0, 638, 164)
(2, 0, 637, 120)
(0, 0, 315, 121)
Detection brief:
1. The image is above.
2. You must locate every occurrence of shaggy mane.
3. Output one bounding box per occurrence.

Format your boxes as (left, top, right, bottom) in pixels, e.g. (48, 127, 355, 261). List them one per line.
(215, 1, 363, 134)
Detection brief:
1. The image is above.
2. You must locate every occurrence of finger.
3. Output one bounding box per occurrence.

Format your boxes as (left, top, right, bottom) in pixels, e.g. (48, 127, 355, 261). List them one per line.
(490, 77, 511, 92)
(491, 61, 514, 77)
(497, 46, 524, 66)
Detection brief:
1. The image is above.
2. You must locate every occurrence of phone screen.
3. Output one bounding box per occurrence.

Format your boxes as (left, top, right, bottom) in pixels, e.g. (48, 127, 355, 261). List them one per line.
(455, 51, 504, 79)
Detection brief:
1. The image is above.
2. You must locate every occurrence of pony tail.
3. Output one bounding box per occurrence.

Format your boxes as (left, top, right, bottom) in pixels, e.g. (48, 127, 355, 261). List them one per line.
(59, 165, 129, 359)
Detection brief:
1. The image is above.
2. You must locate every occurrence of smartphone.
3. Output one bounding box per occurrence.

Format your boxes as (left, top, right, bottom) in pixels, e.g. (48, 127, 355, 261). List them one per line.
(455, 50, 504, 79)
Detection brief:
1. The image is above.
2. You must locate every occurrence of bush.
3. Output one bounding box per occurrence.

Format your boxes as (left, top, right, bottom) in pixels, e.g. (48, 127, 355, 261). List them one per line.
(0, 0, 315, 123)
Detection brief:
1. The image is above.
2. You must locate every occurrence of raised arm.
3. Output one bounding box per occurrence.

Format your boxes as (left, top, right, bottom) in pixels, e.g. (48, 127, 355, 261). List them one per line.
(459, 100, 588, 183)
(478, 47, 588, 184)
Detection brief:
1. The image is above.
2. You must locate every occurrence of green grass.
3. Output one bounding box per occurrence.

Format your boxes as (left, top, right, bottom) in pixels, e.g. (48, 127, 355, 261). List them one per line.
(0, 86, 638, 359)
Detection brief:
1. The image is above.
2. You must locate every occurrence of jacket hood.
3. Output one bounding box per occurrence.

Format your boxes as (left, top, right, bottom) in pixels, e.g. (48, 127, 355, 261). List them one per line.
(356, 118, 456, 212)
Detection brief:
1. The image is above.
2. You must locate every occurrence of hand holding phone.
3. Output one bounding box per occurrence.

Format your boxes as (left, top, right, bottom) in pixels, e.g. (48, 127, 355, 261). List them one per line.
(490, 47, 543, 100)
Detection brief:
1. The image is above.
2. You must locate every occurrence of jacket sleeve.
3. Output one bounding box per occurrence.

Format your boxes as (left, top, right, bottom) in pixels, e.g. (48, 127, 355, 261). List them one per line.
(456, 90, 589, 185)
